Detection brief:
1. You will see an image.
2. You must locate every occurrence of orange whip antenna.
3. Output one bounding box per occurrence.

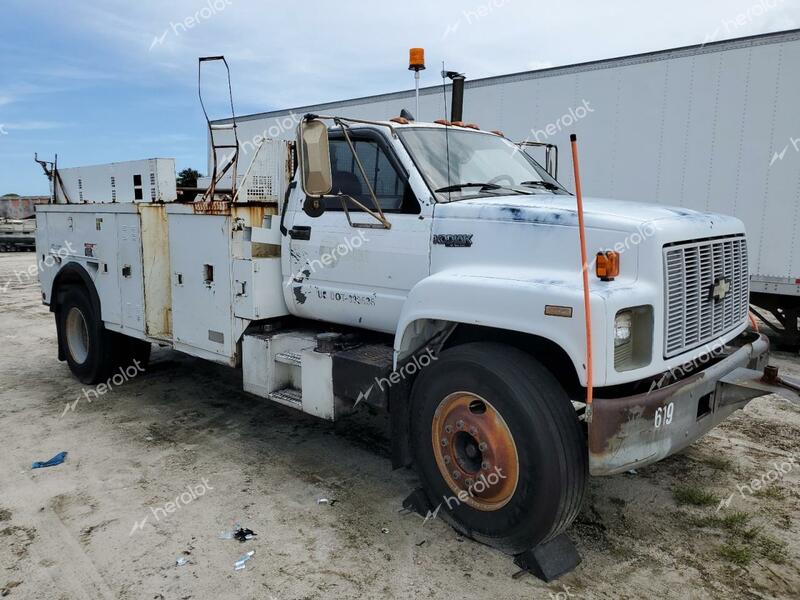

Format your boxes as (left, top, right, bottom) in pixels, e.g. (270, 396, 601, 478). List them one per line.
(570, 134, 593, 420)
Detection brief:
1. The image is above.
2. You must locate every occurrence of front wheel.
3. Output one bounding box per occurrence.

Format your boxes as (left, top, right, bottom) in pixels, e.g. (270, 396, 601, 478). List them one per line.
(409, 342, 587, 554)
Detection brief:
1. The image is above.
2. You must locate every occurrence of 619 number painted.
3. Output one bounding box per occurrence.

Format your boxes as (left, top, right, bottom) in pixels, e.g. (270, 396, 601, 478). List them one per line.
(654, 402, 675, 429)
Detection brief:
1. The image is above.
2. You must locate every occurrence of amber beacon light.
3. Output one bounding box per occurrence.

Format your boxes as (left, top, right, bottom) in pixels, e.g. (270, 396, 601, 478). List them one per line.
(409, 48, 426, 118)
(409, 48, 426, 71)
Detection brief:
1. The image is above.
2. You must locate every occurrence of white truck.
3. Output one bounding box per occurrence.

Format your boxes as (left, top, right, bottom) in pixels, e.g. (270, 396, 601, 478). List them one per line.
(33, 58, 798, 579)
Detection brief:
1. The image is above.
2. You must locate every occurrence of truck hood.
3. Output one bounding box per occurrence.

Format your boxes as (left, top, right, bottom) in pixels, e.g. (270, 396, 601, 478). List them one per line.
(430, 192, 747, 288)
(433, 195, 735, 233)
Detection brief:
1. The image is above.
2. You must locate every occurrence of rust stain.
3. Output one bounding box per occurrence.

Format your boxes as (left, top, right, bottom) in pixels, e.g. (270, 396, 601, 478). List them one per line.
(190, 201, 278, 219)
(588, 371, 704, 459)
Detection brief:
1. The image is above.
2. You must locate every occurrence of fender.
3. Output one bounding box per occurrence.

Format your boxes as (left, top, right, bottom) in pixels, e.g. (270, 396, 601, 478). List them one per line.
(50, 262, 103, 362)
(50, 261, 102, 314)
(393, 271, 609, 387)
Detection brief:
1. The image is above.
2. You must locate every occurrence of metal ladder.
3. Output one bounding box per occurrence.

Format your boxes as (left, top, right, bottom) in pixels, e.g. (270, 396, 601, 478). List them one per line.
(198, 56, 239, 201)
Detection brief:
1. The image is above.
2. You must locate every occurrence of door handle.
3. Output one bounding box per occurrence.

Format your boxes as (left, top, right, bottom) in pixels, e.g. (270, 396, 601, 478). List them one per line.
(289, 226, 311, 241)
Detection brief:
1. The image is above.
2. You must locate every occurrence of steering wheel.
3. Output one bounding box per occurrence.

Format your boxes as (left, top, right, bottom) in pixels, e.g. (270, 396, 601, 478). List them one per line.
(488, 174, 514, 186)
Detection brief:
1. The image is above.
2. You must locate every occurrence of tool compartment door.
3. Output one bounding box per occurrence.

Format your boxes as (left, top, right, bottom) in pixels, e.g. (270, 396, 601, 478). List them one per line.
(168, 213, 235, 361)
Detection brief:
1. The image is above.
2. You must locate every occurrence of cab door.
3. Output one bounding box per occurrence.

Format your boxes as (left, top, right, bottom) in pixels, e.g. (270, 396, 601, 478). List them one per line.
(284, 128, 431, 333)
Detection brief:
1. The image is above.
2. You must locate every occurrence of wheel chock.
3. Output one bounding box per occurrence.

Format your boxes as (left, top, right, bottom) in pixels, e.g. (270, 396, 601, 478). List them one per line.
(513, 533, 582, 582)
(399, 487, 431, 517)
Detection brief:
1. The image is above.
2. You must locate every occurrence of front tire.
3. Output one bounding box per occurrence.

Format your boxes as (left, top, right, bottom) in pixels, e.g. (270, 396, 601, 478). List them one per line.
(410, 342, 587, 554)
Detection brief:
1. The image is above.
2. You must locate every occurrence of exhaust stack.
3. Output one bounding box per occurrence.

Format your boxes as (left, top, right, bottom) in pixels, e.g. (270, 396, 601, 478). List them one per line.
(443, 70, 466, 122)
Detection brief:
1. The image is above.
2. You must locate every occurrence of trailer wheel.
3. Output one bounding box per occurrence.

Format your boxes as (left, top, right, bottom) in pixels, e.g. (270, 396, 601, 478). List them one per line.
(57, 286, 114, 385)
(409, 342, 587, 554)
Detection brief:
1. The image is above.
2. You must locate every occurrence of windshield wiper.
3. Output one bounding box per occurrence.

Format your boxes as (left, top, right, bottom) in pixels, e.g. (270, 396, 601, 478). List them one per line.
(436, 182, 536, 198)
(520, 180, 561, 191)
(435, 182, 502, 193)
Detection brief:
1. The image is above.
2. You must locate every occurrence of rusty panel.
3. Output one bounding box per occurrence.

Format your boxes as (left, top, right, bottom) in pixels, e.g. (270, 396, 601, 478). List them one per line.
(190, 200, 277, 219)
(588, 333, 773, 475)
(139, 204, 172, 338)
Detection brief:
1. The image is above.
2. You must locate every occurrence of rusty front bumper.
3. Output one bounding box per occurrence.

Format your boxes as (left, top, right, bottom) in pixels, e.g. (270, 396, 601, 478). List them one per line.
(589, 332, 798, 476)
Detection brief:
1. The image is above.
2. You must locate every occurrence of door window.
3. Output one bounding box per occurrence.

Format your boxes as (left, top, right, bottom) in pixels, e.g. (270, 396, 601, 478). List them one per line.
(326, 134, 419, 214)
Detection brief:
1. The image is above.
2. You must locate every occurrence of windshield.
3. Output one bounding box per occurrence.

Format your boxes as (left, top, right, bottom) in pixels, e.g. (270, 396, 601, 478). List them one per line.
(398, 127, 565, 201)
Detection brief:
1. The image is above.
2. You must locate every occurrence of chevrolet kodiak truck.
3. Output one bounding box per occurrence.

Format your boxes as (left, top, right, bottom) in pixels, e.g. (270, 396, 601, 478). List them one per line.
(35, 106, 794, 577)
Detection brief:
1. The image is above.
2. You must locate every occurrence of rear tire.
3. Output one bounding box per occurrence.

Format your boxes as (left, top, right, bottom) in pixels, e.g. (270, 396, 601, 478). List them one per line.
(409, 342, 587, 554)
(57, 286, 115, 385)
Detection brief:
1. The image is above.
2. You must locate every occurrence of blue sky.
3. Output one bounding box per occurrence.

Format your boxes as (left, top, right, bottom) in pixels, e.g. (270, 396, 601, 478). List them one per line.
(1, 0, 798, 195)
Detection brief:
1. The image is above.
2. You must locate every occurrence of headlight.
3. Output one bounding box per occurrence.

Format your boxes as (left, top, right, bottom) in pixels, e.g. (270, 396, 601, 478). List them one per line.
(614, 311, 633, 347)
(614, 306, 653, 371)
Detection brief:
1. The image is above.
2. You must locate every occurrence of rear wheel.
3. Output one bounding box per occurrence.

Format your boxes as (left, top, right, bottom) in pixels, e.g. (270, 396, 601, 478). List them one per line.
(57, 287, 115, 384)
(410, 342, 587, 554)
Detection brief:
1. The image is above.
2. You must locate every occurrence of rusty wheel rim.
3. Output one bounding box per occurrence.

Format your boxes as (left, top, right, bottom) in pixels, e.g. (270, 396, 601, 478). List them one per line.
(431, 392, 519, 511)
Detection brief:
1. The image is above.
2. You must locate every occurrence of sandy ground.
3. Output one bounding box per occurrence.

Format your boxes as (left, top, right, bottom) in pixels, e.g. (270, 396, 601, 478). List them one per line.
(0, 251, 798, 600)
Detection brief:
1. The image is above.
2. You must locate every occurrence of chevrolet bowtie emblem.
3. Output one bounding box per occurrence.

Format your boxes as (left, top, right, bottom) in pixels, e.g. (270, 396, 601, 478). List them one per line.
(709, 277, 731, 303)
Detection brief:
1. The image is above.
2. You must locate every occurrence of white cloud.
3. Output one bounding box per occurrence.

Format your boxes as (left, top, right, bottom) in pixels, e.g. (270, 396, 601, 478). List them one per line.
(2, 121, 70, 131)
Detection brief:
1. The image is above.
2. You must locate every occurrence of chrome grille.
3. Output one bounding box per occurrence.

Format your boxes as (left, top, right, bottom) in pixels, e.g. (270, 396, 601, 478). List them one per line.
(663, 236, 748, 358)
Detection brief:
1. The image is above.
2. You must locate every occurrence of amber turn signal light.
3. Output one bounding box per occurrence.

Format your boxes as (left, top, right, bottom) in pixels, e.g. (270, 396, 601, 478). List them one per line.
(596, 251, 620, 281)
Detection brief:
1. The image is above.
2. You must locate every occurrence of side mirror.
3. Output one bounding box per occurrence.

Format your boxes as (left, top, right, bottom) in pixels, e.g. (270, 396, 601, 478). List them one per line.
(298, 118, 332, 198)
(544, 144, 559, 180)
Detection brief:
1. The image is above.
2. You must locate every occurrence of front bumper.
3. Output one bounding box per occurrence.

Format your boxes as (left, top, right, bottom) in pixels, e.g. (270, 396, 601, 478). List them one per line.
(589, 332, 795, 475)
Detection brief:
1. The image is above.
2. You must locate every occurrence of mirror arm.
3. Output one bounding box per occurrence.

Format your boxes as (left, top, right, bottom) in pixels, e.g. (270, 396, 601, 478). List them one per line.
(516, 140, 559, 179)
(337, 194, 391, 229)
(335, 119, 391, 228)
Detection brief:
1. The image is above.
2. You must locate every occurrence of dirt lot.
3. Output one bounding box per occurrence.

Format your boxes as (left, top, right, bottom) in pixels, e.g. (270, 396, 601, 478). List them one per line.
(0, 252, 798, 600)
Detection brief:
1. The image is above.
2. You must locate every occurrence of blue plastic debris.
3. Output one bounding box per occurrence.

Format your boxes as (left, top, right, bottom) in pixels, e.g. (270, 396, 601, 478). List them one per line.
(32, 451, 68, 469)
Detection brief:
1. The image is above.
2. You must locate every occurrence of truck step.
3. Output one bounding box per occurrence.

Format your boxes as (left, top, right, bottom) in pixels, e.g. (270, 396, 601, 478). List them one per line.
(268, 387, 302, 407)
(275, 351, 302, 367)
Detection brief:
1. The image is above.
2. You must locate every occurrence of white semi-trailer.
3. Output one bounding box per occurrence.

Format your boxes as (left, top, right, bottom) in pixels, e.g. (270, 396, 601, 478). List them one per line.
(222, 29, 800, 345)
(34, 56, 798, 580)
